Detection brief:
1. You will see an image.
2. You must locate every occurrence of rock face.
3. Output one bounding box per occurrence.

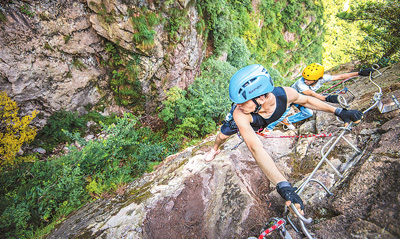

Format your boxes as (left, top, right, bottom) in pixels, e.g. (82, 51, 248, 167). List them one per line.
(48, 64, 400, 238)
(86, 0, 204, 111)
(0, 0, 105, 125)
(0, 0, 204, 126)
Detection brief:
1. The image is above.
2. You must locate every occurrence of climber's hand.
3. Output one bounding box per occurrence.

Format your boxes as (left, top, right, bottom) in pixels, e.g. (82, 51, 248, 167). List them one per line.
(325, 95, 339, 104)
(277, 181, 304, 216)
(358, 68, 375, 76)
(335, 108, 363, 125)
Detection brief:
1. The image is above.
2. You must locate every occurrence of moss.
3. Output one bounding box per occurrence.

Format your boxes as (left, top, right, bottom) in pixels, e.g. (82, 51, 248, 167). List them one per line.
(0, 10, 6, 23)
(161, 158, 189, 177)
(72, 59, 87, 71)
(20, 4, 34, 18)
(65, 71, 72, 78)
(44, 42, 54, 51)
(289, 153, 319, 181)
(64, 35, 72, 44)
(131, 190, 153, 204)
(191, 141, 213, 157)
(159, 174, 174, 185)
(312, 207, 340, 224)
(75, 228, 107, 239)
(176, 158, 189, 169)
(121, 181, 155, 206)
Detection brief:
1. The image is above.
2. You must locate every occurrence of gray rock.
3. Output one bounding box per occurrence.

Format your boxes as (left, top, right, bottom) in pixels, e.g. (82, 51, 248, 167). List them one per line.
(0, 0, 204, 127)
(33, 148, 46, 154)
(17, 149, 24, 156)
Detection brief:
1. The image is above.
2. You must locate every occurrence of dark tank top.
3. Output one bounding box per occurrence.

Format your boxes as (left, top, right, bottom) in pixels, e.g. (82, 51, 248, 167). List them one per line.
(250, 87, 288, 129)
(221, 87, 289, 135)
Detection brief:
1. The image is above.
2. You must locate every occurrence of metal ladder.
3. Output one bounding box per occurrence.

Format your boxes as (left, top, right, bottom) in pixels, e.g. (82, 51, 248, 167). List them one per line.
(286, 65, 383, 239)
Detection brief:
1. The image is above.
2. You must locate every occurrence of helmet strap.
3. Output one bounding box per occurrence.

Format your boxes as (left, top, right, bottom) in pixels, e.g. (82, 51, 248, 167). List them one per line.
(252, 98, 262, 113)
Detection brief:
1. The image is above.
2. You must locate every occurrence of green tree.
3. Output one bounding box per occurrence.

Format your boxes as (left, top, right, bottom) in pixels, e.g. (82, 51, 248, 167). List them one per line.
(159, 59, 236, 143)
(321, 0, 365, 69)
(227, 37, 250, 68)
(338, 0, 400, 65)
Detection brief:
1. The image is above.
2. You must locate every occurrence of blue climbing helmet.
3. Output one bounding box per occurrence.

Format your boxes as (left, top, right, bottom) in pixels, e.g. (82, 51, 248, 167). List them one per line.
(229, 64, 274, 104)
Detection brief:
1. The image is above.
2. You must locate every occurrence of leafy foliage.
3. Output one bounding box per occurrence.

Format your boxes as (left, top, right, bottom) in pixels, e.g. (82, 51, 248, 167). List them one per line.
(194, 0, 325, 76)
(227, 37, 250, 69)
(197, 0, 253, 55)
(257, 0, 324, 75)
(338, 0, 400, 66)
(104, 42, 144, 109)
(0, 91, 37, 168)
(19, 4, 34, 18)
(321, 0, 365, 69)
(129, 7, 160, 49)
(0, 9, 6, 23)
(165, 8, 190, 42)
(33, 109, 86, 153)
(0, 113, 176, 238)
(159, 59, 236, 143)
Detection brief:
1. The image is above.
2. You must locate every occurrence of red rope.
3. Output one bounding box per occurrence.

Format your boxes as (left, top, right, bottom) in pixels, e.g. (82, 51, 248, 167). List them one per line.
(258, 219, 285, 239)
(257, 132, 333, 139)
(320, 76, 356, 95)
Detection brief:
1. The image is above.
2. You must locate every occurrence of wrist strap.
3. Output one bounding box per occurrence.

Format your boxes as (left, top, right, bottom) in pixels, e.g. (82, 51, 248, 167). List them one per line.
(276, 181, 291, 190)
(335, 108, 343, 116)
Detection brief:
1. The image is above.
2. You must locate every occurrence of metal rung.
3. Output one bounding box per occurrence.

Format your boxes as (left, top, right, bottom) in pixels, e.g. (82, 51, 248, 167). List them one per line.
(285, 65, 384, 239)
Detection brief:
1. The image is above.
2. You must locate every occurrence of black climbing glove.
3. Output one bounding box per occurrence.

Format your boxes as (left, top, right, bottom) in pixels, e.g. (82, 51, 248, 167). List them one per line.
(325, 95, 339, 103)
(276, 181, 304, 210)
(358, 68, 374, 76)
(334, 108, 363, 124)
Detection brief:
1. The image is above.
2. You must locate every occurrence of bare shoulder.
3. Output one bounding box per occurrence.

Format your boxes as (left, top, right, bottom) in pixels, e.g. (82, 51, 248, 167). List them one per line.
(282, 87, 299, 103)
(232, 107, 252, 127)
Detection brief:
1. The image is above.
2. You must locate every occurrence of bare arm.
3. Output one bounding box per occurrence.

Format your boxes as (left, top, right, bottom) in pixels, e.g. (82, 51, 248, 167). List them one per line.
(284, 87, 336, 113)
(331, 72, 359, 81)
(233, 108, 286, 185)
(233, 104, 305, 215)
(301, 89, 326, 101)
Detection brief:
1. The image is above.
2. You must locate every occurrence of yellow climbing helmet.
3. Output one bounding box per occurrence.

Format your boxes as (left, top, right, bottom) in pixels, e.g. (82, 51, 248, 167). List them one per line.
(302, 63, 324, 81)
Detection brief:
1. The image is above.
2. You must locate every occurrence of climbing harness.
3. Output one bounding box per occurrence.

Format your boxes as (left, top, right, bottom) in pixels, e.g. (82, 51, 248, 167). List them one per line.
(283, 64, 384, 239)
(231, 132, 244, 150)
(248, 218, 292, 239)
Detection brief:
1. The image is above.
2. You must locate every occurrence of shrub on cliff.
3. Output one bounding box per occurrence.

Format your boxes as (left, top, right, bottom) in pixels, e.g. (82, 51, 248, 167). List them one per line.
(159, 59, 236, 143)
(0, 91, 37, 168)
(0, 112, 175, 238)
(33, 109, 86, 152)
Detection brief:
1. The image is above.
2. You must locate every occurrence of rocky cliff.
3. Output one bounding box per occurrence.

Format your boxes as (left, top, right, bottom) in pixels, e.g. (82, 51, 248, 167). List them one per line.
(1, 0, 324, 129)
(0, 0, 204, 126)
(47, 64, 400, 238)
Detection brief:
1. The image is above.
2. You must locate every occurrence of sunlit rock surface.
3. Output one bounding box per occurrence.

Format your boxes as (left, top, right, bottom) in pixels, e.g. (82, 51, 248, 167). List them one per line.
(0, 0, 204, 126)
(49, 65, 400, 238)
